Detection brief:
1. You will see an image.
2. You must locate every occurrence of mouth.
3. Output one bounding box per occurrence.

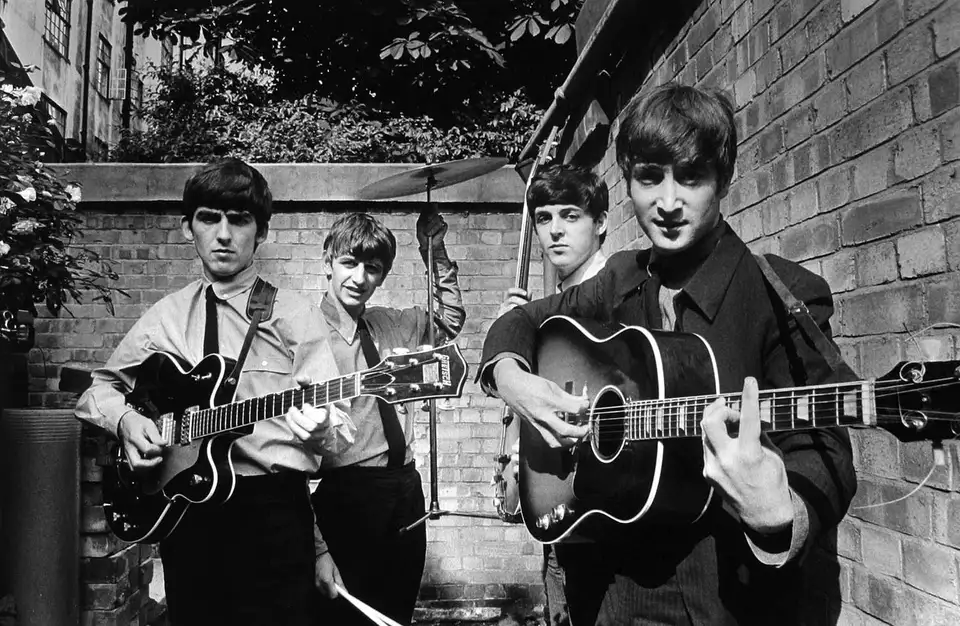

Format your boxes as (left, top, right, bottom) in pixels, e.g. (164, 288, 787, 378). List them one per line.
(212, 249, 234, 256)
(653, 220, 687, 230)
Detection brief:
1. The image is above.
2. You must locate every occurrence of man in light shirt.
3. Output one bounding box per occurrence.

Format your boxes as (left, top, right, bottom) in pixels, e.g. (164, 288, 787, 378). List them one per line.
(76, 158, 346, 626)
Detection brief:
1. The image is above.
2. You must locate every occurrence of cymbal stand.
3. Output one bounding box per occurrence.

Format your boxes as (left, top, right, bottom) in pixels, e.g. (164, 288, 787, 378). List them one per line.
(401, 176, 499, 534)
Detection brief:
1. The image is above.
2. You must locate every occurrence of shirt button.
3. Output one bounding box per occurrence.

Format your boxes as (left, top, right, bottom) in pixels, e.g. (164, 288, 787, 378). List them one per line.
(261, 360, 268, 366)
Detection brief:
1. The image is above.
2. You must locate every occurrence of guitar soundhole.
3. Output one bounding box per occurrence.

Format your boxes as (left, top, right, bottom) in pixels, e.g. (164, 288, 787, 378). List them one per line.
(591, 387, 626, 461)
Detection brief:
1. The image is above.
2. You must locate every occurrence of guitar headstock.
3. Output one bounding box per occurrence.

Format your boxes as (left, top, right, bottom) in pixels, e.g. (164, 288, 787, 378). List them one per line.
(874, 360, 960, 442)
(361, 342, 468, 404)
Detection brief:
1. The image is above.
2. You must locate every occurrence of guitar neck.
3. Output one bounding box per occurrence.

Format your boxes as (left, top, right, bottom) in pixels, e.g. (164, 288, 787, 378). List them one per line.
(189, 373, 362, 440)
(622, 380, 876, 441)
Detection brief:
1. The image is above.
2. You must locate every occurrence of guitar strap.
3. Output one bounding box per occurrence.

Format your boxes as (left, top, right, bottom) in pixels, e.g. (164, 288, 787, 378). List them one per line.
(754, 254, 852, 377)
(225, 277, 277, 386)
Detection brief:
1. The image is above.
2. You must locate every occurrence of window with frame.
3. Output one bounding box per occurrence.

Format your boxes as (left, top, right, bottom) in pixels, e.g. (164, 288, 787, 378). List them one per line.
(44, 0, 72, 57)
(95, 36, 112, 97)
(42, 96, 67, 137)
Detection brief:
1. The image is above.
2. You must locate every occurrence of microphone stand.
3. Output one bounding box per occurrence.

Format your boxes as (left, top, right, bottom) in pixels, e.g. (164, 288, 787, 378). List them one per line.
(400, 176, 499, 535)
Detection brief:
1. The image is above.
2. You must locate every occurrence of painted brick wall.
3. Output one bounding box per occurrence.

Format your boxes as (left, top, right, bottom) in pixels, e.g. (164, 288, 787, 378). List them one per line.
(27, 207, 548, 624)
(579, 0, 960, 623)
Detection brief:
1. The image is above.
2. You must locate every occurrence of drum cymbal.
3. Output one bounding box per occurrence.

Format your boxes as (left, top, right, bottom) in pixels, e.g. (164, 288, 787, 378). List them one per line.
(356, 157, 509, 200)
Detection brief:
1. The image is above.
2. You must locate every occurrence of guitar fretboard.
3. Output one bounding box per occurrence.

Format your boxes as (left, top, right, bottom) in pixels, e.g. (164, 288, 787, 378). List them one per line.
(620, 380, 876, 441)
(187, 373, 362, 441)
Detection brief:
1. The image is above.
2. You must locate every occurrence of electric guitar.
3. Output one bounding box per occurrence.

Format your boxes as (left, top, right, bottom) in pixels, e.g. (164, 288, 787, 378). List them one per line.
(103, 343, 468, 544)
(519, 315, 960, 544)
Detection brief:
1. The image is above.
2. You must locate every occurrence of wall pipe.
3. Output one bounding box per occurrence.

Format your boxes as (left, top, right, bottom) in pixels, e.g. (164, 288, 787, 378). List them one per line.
(80, 0, 94, 157)
(516, 0, 633, 165)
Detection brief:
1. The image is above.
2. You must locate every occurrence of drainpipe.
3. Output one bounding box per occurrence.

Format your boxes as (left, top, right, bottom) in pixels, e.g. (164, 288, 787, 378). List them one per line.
(516, 0, 633, 163)
(80, 0, 94, 158)
(121, 17, 133, 130)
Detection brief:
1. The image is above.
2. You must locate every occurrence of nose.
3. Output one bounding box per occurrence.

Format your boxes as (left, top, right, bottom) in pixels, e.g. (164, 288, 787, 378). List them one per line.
(656, 172, 680, 215)
(348, 264, 367, 283)
(215, 217, 231, 243)
(549, 216, 564, 238)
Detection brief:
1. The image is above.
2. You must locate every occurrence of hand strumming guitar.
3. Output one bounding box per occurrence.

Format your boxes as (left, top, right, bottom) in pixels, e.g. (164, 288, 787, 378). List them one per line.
(700, 377, 794, 535)
(117, 411, 167, 472)
(492, 358, 589, 449)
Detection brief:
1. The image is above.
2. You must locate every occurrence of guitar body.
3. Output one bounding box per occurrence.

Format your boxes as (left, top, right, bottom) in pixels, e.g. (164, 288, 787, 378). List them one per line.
(103, 352, 245, 543)
(521, 316, 720, 543)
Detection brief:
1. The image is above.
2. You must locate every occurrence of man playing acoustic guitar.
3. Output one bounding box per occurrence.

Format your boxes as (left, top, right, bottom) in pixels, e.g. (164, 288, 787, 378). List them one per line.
(76, 158, 350, 625)
(480, 84, 857, 625)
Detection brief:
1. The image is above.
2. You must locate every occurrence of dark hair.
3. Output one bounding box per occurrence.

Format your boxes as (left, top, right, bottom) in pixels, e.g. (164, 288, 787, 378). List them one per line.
(527, 163, 609, 244)
(182, 158, 273, 235)
(615, 83, 737, 191)
(323, 213, 398, 276)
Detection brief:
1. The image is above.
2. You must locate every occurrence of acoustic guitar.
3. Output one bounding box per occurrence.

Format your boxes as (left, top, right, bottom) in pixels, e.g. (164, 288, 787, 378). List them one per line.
(519, 315, 960, 544)
(103, 343, 468, 543)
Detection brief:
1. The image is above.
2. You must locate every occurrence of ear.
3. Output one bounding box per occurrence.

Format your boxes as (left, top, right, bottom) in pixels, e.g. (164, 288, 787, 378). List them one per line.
(181, 216, 194, 242)
(255, 224, 269, 247)
(717, 181, 730, 201)
(322, 253, 333, 277)
(595, 211, 609, 237)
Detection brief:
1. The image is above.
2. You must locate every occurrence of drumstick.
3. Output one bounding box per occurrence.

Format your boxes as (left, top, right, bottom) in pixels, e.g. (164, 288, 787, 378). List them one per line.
(334, 584, 406, 626)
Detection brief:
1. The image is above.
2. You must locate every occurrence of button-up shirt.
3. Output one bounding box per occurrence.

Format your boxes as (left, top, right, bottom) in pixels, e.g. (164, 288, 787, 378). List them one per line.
(317, 257, 465, 468)
(75, 263, 340, 476)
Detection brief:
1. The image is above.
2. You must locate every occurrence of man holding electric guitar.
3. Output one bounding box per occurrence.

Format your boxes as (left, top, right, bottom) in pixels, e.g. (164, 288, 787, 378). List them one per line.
(75, 159, 353, 626)
(480, 84, 858, 625)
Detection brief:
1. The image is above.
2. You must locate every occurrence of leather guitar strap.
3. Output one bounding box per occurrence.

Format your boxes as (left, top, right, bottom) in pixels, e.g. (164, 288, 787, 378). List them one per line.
(225, 276, 277, 387)
(754, 254, 852, 376)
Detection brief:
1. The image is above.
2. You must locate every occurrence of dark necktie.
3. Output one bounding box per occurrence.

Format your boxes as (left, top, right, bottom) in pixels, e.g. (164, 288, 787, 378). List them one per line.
(356, 317, 406, 468)
(203, 285, 220, 356)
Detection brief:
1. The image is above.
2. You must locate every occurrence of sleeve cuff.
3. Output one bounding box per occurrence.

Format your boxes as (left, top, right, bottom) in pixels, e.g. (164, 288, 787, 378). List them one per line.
(743, 488, 810, 567)
(478, 353, 530, 396)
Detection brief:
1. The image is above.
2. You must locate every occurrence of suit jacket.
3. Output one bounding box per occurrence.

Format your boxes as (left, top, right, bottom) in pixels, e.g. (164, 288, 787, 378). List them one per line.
(479, 222, 857, 624)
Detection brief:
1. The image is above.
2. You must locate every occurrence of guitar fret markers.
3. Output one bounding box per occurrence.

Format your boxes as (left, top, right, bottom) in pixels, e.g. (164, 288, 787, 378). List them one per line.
(619, 382, 871, 442)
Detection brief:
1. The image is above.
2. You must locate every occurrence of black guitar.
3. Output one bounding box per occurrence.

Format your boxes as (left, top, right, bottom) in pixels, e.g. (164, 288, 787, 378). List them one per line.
(103, 343, 468, 543)
(519, 315, 960, 544)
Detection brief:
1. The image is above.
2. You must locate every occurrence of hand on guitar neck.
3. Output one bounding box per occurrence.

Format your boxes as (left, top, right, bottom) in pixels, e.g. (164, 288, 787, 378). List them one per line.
(492, 358, 589, 448)
(701, 376, 794, 536)
(117, 411, 168, 472)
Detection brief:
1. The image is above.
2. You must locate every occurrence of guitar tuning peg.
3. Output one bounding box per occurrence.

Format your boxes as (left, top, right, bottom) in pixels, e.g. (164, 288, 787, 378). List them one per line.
(391, 347, 410, 355)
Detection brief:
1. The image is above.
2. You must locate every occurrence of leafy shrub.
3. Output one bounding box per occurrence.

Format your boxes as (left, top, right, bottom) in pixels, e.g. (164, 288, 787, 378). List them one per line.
(0, 83, 123, 321)
(112, 65, 542, 164)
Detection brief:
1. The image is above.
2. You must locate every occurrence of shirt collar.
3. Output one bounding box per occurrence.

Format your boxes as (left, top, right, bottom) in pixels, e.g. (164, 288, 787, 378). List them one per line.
(321, 286, 361, 343)
(204, 263, 259, 302)
(558, 249, 607, 292)
(646, 220, 746, 322)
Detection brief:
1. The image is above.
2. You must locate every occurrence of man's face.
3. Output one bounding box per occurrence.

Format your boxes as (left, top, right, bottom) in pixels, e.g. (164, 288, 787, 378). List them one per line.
(324, 253, 386, 317)
(534, 203, 607, 279)
(627, 162, 726, 256)
(182, 207, 265, 280)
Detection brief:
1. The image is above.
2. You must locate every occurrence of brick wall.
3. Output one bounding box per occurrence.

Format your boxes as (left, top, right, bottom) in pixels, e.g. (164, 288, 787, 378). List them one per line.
(574, 0, 960, 623)
(28, 206, 548, 624)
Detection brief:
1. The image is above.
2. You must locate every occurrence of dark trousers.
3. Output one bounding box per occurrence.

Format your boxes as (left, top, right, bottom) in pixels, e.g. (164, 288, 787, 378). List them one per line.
(311, 462, 426, 625)
(159, 472, 318, 626)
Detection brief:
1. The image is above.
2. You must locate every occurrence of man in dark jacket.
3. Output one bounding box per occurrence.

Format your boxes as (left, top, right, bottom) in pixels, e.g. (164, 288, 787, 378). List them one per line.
(478, 83, 857, 625)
